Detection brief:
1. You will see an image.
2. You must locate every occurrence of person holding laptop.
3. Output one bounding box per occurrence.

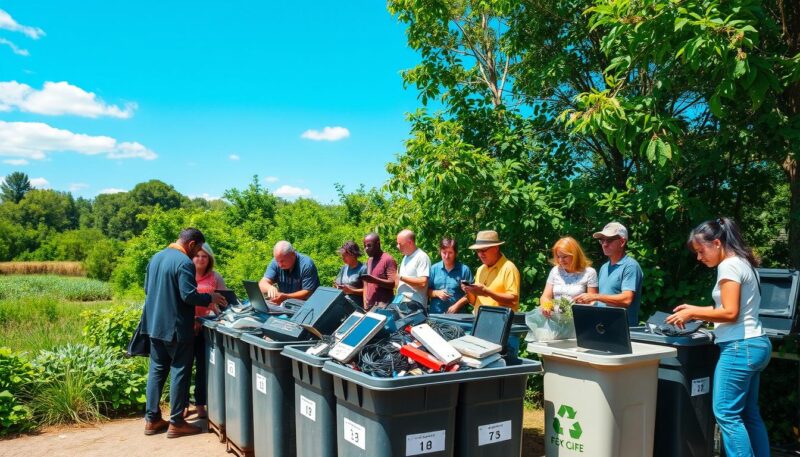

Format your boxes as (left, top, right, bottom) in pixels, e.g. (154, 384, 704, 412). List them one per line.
(259, 240, 320, 304)
(666, 217, 770, 457)
(573, 222, 643, 327)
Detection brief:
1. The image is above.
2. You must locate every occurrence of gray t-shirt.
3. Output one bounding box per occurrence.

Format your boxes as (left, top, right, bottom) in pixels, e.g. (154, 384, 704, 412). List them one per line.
(335, 262, 366, 308)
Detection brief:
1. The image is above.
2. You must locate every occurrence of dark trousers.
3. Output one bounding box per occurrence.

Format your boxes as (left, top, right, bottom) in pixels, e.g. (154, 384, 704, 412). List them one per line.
(145, 337, 194, 424)
(190, 331, 207, 406)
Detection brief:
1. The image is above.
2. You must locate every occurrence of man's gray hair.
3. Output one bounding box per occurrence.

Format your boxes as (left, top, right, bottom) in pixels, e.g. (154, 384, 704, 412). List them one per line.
(273, 240, 295, 255)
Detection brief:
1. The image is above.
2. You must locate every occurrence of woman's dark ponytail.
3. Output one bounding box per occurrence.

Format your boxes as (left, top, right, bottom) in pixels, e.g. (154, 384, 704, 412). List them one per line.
(687, 217, 760, 267)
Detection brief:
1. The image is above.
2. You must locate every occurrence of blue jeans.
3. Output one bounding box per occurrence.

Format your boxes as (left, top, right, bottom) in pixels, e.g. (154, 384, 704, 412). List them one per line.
(714, 335, 772, 457)
(145, 337, 194, 424)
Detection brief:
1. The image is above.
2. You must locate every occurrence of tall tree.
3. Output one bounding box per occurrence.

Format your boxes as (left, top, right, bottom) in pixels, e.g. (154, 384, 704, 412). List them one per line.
(0, 172, 32, 204)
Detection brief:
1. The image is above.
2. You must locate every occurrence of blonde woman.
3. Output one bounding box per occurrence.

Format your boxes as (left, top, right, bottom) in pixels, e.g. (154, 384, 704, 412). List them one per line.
(540, 237, 598, 313)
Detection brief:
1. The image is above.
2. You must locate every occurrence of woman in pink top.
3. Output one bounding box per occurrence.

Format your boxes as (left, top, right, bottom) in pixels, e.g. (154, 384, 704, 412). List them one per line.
(187, 242, 227, 419)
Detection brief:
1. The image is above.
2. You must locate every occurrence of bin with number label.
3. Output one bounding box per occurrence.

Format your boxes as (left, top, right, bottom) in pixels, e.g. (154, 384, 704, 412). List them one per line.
(200, 318, 226, 442)
(281, 344, 337, 457)
(240, 333, 297, 457)
(630, 328, 719, 457)
(218, 325, 257, 456)
(323, 359, 541, 457)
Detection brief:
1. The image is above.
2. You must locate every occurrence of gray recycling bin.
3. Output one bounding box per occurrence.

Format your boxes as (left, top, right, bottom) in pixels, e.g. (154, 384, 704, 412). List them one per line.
(200, 318, 226, 442)
(630, 328, 719, 457)
(240, 333, 297, 457)
(281, 344, 337, 457)
(528, 339, 676, 457)
(217, 325, 256, 456)
(323, 359, 541, 457)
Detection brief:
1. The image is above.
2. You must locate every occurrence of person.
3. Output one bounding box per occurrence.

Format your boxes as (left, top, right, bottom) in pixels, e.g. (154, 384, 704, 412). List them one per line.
(395, 229, 431, 309)
(141, 228, 227, 438)
(428, 238, 473, 314)
(334, 240, 366, 310)
(259, 240, 320, 304)
(666, 217, 770, 457)
(462, 230, 520, 313)
(361, 233, 397, 309)
(185, 242, 227, 420)
(540, 237, 599, 313)
(573, 222, 643, 327)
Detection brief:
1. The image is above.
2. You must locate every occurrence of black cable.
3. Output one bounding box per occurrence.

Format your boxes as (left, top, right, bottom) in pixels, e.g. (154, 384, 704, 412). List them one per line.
(426, 320, 465, 341)
(356, 331, 415, 377)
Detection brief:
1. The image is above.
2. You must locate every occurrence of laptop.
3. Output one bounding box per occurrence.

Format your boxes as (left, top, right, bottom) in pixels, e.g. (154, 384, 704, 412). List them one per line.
(242, 280, 296, 315)
(573, 305, 632, 355)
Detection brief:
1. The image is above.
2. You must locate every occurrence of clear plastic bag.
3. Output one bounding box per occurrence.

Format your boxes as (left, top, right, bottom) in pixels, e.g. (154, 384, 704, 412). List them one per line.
(524, 307, 575, 342)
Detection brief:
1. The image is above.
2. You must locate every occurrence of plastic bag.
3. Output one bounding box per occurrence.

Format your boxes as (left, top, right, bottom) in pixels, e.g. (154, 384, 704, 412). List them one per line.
(524, 307, 575, 342)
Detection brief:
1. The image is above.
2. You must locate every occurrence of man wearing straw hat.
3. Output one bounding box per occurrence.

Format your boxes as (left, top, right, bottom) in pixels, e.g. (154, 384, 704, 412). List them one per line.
(462, 230, 521, 314)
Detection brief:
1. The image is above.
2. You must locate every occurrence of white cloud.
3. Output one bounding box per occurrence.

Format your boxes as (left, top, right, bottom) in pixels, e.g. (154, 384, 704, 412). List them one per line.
(0, 121, 157, 161)
(229, 154, 240, 161)
(3, 158, 28, 165)
(0, 81, 136, 118)
(263, 176, 279, 183)
(273, 185, 311, 199)
(29, 177, 49, 188)
(0, 10, 45, 39)
(68, 183, 88, 192)
(99, 188, 126, 195)
(190, 193, 222, 201)
(0, 38, 29, 56)
(300, 126, 350, 142)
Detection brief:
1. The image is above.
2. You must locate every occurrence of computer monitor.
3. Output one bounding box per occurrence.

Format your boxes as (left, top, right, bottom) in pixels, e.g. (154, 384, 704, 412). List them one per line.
(261, 287, 351, 341)
(573, 305, 632, 355)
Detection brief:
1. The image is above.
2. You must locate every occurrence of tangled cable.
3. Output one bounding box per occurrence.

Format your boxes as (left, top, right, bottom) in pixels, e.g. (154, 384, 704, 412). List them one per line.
(357, 331, 414, 377)
(426, 320, 465, 341)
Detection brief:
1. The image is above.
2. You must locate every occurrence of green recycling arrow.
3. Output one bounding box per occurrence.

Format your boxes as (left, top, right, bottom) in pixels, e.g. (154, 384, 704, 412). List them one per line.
(553, 417, 563, 435)
(569, 421, 583, 439)
(557, 404, 577, 419)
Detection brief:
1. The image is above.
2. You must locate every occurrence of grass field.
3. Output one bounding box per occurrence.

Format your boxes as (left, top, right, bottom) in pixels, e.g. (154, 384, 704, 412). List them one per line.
(0, 275, 115, 353)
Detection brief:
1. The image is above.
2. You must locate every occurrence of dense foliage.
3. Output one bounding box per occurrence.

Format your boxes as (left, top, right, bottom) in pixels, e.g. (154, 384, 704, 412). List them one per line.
(0, 348, 35, 435)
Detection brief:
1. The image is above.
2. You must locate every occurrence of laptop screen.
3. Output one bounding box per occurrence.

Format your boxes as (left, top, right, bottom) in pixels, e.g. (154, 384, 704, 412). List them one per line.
(473, 306, 512, 346)
(573, 305, 632, 355)
(243, 280, 269, 313)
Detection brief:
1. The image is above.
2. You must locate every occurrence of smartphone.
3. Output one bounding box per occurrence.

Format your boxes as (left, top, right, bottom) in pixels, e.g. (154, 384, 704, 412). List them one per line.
(460, 279, 474, 286)
(329, 312, 388, 363)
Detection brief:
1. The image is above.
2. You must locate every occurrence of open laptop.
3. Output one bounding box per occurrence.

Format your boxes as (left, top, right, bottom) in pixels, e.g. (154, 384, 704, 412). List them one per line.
(573, 305, 632, 355)
(242, 280, 296, 315)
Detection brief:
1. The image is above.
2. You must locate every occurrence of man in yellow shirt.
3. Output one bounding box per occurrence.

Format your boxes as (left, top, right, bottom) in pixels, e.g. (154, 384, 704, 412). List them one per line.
(462, 230, 520, 313)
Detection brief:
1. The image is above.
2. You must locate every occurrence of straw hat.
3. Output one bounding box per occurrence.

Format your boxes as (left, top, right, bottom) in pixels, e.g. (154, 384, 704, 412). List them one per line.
(468, 230, 505, 250)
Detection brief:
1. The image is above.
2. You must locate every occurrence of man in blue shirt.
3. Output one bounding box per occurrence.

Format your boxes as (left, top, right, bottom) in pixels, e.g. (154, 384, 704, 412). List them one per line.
(574, 222, 643, 326)
(259, 240, 320, 304)
(428, 238, 474, 314)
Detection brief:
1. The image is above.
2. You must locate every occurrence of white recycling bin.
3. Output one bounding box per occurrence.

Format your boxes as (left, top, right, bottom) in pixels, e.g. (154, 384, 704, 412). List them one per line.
(527, 339, 677, 457)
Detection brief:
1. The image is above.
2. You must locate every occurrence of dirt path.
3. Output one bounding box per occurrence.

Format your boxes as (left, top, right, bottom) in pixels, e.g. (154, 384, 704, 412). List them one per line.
(2, 409, 545, 457)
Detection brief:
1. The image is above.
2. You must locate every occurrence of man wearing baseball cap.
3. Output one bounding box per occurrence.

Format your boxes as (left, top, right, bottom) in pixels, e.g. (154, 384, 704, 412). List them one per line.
(574, 222, 643, 326)
(462, 230, 521, 313)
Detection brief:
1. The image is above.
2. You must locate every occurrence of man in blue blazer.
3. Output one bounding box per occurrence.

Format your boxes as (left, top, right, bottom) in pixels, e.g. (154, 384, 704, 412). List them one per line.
(142, 227, 227, 438)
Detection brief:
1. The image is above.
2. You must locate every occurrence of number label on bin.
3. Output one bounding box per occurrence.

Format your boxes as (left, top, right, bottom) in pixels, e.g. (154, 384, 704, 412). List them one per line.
(300, 395, 316, 421)
(478, 420, 511, 446)
(343, 417, 366, 450)
(256, 374, 267, 394)
(691, 377, 710, 396)
(209, 351, 215, 365)
(226, 360, 235, 378)
(405, 430, 446, 455)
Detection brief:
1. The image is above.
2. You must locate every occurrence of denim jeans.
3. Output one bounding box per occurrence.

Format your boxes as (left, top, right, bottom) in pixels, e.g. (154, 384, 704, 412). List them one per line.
(714, 335, 772, 457)
(145, 337, 194, 424)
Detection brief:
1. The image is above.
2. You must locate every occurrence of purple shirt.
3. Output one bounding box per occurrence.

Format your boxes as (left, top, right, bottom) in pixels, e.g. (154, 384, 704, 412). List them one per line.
(364, 251, 397, 309)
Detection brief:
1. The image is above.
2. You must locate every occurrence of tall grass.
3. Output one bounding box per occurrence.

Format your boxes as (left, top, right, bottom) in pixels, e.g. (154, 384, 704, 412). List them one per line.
(0, 261, 85, 276)
(0, 275, 112, 301)
(28, 370, 104, 426)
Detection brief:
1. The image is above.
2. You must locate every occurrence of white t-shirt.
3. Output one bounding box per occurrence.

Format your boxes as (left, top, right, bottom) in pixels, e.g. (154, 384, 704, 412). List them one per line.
(546, 266, 598, 301)
(397, 248, 431, 306)
(712, 256, 763, 343)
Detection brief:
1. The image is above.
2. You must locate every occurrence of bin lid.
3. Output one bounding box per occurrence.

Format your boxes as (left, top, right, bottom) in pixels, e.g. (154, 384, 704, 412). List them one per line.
(629, 327, 714, 346)
(281, 344, 328, 367)
(527, 339, 676, 366)
(757, 268, 800, 338)
(322, 358, 542, 391)
(199, 317, 219, 329)
(240, 332, 301, 350)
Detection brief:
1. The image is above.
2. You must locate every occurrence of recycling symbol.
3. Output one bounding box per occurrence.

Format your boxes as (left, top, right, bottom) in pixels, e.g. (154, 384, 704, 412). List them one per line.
(553, 404, 582, 440)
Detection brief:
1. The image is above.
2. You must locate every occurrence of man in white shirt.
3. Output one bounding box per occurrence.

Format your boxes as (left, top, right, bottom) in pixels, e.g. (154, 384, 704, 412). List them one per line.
(395, 229, 431, 308)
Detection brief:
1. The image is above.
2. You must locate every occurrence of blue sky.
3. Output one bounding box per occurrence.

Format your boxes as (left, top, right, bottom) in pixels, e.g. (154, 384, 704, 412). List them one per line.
(0, 1, 420, 202)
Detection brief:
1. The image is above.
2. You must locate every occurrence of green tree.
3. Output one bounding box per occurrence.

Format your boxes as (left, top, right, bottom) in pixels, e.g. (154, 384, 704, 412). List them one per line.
(223, 176, 278, 239)
(0, 172, 32, 204)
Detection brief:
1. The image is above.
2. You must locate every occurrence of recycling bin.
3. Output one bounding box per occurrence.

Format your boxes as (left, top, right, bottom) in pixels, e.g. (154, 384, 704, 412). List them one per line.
(527, 339, 676, 457)
(217, 325, 256, 456)
(200, 318, 226, 442)
(281, 344, 337, 457)
(630, 328, 719, 457)
(323, 358, 541, 457)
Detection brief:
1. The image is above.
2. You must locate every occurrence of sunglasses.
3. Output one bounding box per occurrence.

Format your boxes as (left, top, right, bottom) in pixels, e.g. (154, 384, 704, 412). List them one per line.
(598, 236, 621, 245)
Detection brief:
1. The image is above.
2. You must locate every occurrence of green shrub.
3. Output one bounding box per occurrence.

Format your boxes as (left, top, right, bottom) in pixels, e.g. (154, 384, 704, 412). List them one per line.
(0, 275, 112, 301)
(28, 370, 102, 426)
(0, 348, 36, 435)
(31, 344, 147, 418)
(83, 238, 123, 282)
(82, 304, 141, 351)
